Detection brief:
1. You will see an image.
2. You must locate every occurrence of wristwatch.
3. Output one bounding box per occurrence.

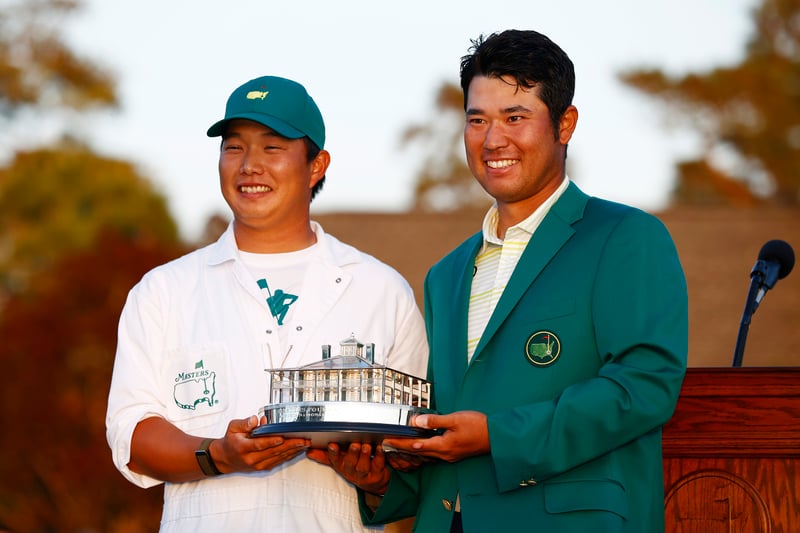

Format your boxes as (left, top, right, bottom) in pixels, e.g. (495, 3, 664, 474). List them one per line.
(195, 438, 222, 476)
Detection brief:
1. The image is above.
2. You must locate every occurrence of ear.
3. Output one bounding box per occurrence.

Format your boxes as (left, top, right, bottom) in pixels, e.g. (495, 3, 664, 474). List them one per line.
(558, 105, 578, 145)
(309, 149, 330, 188)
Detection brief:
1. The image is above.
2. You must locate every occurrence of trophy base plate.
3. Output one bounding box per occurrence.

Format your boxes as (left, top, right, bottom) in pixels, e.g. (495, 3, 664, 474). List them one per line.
(251, 401, 439, 448)
(250, 421, 437, 448)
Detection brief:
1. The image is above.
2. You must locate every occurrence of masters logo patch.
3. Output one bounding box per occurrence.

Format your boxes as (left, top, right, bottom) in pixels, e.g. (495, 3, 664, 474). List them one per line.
(525, 331, 561, 367)
(173, 359, 218, 410)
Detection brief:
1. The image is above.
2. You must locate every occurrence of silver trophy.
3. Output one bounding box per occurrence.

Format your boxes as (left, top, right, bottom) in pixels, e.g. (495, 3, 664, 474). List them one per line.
(251, 334, 438, 447)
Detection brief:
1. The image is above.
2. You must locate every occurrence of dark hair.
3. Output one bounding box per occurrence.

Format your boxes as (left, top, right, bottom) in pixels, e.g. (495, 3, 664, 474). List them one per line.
(303, 137, 325, 201)
(460, 29, 575, 138)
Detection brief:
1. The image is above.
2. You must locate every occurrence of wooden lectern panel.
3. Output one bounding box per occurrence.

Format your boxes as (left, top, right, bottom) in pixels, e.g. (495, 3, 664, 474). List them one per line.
(662, 368, 800, 532)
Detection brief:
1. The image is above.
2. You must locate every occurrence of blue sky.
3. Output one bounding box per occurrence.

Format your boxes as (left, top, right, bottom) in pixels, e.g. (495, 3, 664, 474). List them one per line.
(58, 0, 759, 239)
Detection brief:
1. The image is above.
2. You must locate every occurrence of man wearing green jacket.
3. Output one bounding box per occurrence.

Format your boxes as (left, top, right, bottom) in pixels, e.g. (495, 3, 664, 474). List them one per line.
(310, 29, 688, 533)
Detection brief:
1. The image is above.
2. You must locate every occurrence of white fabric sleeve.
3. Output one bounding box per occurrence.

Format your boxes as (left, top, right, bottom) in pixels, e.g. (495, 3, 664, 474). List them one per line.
(105, 277, 169, 488)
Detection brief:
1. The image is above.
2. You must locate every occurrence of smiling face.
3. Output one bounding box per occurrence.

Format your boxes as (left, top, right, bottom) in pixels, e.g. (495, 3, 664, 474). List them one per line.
(464, 75, 577, 231)
(219, 119, 329, 252)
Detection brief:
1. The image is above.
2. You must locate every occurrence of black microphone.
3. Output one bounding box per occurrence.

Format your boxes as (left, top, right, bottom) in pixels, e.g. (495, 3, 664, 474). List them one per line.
(751, 239, 795, 310)
(732, 239, 795, 367)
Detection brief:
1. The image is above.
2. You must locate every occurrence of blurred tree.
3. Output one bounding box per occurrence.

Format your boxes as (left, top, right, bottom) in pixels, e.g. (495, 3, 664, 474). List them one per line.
(0, 0, 116, 116)
(0, 229, 185, 532)
(0, 2, 184, 529)
(0, 0, 138, 304)
(199, 212, 230, 247)
(620, 0, 800, 206)
(0, 141, 179, 303)
(404, 82, 492, 212)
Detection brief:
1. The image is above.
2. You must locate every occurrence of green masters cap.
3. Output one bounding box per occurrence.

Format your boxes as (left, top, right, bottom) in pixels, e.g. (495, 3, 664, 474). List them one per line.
(207, 76, 325, 149)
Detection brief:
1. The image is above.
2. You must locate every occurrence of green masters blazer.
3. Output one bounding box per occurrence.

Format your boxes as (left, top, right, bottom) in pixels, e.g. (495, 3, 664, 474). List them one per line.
(362, 182, 688, 533)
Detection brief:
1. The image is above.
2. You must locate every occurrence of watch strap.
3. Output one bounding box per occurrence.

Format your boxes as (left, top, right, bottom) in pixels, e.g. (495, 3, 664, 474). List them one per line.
(195, 438, 222, 476)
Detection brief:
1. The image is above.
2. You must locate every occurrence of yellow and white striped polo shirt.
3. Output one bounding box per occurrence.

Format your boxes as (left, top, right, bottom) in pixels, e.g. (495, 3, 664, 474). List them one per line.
(466, 178, 570, 362)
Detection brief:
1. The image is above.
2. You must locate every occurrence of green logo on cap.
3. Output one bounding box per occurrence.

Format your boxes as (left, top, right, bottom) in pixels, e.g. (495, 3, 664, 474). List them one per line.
(207, 76, 325, 149)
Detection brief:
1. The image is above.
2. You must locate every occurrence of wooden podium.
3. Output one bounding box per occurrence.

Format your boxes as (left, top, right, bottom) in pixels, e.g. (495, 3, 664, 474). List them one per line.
(662, 367, 800, 532)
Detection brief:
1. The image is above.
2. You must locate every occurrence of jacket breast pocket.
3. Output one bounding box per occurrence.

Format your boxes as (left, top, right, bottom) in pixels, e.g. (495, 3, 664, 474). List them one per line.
(533, 297, 575, 322)
(163, 344, 229, 433)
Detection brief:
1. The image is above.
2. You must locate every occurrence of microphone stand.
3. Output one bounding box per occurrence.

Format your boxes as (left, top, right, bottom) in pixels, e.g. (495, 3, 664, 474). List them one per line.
(732, 273, 763, 367)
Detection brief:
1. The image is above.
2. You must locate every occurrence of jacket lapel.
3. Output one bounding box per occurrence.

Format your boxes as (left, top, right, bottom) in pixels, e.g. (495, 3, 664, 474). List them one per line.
(470, 183, 589, 363)
(445, 234, 483, 380)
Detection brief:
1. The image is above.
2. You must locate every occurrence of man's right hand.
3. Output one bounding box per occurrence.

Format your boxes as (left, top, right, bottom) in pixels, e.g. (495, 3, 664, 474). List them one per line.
(215, 415, 309, 473)
(128, 415, 308, 482)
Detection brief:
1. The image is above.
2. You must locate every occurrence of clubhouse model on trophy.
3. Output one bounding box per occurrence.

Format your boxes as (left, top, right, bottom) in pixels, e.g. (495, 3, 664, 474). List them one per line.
(251, 334, 438, 447)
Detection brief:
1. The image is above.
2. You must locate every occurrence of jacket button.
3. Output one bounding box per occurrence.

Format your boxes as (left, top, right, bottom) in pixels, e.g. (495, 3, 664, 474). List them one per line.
(441, 499, 453, 512)
(527, 478, 537, 486)
(519, 480, 529, 487)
